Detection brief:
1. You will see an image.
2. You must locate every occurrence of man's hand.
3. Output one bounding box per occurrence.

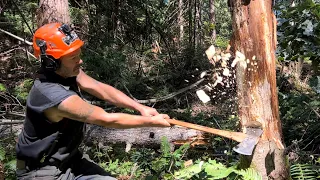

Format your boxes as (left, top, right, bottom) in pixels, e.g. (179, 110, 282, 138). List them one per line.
(138, 105, 171, 127)
(138, 105, 160, 117)
(151, 114, 171, 127)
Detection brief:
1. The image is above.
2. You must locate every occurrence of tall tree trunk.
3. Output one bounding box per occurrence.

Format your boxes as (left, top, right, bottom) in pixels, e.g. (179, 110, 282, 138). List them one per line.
(209, 0, 216, 42)
(193, 0, 197, 47)
(229, 0, 288, 179)
(178, 0, 184, 47)
(194, 0, 201, 47)
(198, 0, 202, 46)
(79, 0, 89, 42)
(37, 0, 70, 27)
(112, 0, 121, 48)
(188, 0, 193, 46)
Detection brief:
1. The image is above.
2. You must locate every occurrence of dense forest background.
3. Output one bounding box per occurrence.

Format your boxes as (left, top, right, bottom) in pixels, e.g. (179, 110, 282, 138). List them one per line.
(0, 0, 319, 179)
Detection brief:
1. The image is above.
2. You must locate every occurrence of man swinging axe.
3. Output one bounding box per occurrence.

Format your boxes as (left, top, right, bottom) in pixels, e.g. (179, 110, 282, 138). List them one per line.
(16, 23, 171, 180)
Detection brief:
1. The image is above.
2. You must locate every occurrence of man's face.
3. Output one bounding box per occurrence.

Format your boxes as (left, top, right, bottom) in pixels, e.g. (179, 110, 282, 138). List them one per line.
(56, 48, 83, 77)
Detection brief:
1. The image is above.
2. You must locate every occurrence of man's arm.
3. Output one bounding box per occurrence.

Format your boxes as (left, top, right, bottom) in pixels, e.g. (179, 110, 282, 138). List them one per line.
(76, 69, 157, 115)
(44, 95, 170, 128)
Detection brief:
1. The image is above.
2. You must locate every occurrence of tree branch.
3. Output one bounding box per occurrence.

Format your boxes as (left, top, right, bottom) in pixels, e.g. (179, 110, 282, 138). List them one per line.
(303, 101, 320, 119)
(0, 28, 32, 45)
(136, 78, 204, 104)
(0, 119, 24, 125)
(7, 112, 25, 117)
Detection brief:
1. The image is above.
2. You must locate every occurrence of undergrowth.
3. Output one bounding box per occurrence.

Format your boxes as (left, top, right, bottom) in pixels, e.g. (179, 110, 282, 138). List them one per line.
(88, 136, 263, 180)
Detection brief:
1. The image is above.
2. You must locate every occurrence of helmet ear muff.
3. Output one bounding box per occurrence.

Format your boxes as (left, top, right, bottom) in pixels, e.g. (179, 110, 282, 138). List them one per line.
(38, 40, 60, 71)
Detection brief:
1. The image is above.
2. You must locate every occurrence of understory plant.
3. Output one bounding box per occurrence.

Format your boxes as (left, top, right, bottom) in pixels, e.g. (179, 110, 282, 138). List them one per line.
(96, 136, 262, 180)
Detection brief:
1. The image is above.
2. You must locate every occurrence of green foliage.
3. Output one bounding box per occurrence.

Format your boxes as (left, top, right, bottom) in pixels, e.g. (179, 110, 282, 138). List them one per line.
(100, 159, 141, 177)
(0, 83, 6, 92)
(83, 48, 127, 85)
(174, 159, 262, 180)
(235, 168, 263, 180)
(5, 160, 17, 174)
(2, 1, 37, 35)
(131, 148, 155, 171)
(14, 79, 33, 104)
(215, 36, 230, 48)
(128, 137, 259, 180)
(160, 136, 172, 156)
(70, 7, 88, 25)
(276, 0, 320, 70)
(0, 144, 17, 180)
(0, 146, 5, 161)
(214, 0, 232, 38)
(130, 137, 191, 179)
(290, 164, 319, 180)
(279, 91, 320, 150)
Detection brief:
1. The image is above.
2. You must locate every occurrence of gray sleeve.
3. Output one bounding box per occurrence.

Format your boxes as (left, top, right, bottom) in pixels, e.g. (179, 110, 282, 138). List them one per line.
(26, 81, 77, 113)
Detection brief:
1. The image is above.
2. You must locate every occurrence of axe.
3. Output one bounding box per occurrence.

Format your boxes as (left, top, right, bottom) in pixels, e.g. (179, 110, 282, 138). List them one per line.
(167, 119, 263, 156)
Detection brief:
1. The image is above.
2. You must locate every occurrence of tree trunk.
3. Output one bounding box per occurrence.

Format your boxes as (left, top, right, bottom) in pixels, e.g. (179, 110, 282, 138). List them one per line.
(229, 0, 288, 179)
(188, 0, 193, 46)
(79, 0, 90, 42)
(112, 0, 121, 47)
(37, 0, 71, 27)
(311, 57, 320, 76)
(84, 125, 205, 150)
(178, 0, 184, 46)
(209, 0, 216, 42)
(194, 0, 201, 47)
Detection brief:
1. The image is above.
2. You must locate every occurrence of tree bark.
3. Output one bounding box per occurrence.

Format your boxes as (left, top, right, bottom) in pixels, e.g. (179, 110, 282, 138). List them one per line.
(178, 0, 184, 46)
(84, 125, 205, 150)
(194, 0, 201, 47)
(229, 0, 288, 179)
(209, 0, 216, 42)
(37, 0, 71, 27)
(79, 0, 90, 42)
(188, 0, 193, 46)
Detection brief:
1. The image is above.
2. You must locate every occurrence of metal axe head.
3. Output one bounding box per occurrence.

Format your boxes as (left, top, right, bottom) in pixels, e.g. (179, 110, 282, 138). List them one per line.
(232, 127, 263, 156)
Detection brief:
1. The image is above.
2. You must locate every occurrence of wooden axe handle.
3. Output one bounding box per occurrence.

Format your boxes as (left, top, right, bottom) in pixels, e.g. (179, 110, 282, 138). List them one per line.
(167, 119, 247, 142)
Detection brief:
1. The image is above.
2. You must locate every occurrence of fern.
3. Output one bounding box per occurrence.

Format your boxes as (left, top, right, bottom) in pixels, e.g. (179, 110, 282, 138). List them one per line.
(173, 143, 190, 158)
(173, 159, 262, 180)
(203, 159, 235, 179)
(160, 136, 171, 157)
(235, 168, 262, 180)
(290, 164, 318, 180)
(174, 161, 204, 179)
(0, 145, 5, 161)
(5, 160, 16, 171)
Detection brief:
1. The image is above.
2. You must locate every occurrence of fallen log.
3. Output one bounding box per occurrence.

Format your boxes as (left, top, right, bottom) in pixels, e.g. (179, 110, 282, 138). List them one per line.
(84, 124, 208, 151)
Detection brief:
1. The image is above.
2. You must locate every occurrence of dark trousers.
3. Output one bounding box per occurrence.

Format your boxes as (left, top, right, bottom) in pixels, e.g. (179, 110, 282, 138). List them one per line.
(16, 154, 117, 180)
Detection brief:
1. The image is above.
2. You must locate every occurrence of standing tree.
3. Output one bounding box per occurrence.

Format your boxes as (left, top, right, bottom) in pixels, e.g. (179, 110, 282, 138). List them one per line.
(37, 0, 70, 27)
(209, 0, 216, 42)
(178, 0, 184, 46)
(229, 0, 288, 179)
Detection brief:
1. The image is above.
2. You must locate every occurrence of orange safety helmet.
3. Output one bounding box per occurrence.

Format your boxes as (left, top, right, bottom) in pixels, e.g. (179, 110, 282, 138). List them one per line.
(33, 23, 84, 60)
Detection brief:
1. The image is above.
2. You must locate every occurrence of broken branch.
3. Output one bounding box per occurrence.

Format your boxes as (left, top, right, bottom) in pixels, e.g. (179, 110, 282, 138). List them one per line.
(135, 78, 205, 104)
(0, 28, 32, 45)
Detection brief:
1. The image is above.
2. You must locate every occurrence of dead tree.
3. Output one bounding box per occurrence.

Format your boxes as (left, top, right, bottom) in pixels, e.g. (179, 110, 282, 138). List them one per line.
(229, 0, 288, 179)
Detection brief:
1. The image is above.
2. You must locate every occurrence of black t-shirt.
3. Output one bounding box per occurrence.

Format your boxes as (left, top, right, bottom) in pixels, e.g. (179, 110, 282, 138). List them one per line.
(16, 71, 86, 166)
